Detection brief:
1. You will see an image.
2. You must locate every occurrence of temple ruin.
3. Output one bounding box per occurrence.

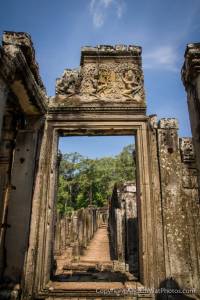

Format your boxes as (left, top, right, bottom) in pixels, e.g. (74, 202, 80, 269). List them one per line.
(0, 31, 200, 299)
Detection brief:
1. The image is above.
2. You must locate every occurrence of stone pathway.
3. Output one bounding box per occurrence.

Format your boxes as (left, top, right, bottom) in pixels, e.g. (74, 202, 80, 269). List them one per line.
(80, 224, 111, 263)
(55, 224, 134, 282)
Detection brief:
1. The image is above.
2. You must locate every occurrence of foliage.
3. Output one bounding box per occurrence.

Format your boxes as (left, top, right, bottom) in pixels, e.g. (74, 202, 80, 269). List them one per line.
(57, 144, 135, 215)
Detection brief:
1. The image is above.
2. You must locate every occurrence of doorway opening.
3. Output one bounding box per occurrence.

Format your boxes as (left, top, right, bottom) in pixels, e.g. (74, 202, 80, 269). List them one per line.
(52, 135, 139, 282)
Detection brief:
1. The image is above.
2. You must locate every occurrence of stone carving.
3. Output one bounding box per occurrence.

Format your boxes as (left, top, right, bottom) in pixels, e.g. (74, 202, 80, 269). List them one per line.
(182, 167, 198, 189)
(149, 114, 158, 129)
(121, 69, 142, 100)
(54, 44, 145, 104)
(159, 118, 179, 129)
(79, 63, 145, 102)
(56, 69, 82, 96)
(182, 43, 200, 86)
(180, 138, 195, 163)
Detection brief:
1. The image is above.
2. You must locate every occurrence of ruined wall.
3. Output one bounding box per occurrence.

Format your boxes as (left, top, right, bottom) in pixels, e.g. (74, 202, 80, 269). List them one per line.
(0, 31, 46, 292)
(150, 118, 200, 292)
(0, 96, 18, 279)
(109, 182, 138, 277)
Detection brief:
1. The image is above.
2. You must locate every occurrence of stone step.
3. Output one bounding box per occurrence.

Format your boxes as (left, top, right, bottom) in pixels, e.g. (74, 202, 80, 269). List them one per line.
(63, 261, 113, 272)
(55, 270, 130, 282)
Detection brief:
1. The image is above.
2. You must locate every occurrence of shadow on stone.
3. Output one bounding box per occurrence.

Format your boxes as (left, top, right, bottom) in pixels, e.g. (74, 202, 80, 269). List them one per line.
(125, 217, 139, 278)
(53, 270, 128, 282)
(156, 278, 196, 300)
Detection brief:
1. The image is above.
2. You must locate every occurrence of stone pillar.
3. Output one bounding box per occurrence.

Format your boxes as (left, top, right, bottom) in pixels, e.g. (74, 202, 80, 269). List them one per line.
(88, 205, 95, 239)
(54, 214, 61, 256)
(116, 208, 124, 262)
(0, 107, 17, 279)
(147, 115, 166, 287)
(124, 184, 138, 275)
(85, 212, 90, 245)
(109, 185, 118, 260)
(68, 215, 72, 244)
(65, 216, 71, 247)
(182, 43, 200, 192)
(77, 209, 84, 254)
(157, 118, 199, 289)
(71, 213, 79, 260)
(158, 118, 183, 281)
(179, 138, 200, 292)
(3, 130, 38, 282)
(0, 78, 8, 141)
(60, 218, 66, 253)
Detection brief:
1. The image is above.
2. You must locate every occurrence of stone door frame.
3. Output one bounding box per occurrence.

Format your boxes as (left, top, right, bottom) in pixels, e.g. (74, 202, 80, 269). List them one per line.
(22, 111, 155, 298)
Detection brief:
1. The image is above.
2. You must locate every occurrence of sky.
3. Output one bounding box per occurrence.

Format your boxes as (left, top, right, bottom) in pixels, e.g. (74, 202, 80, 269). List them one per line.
(59, 136, 134, 158)
(1, 0, 200, 156)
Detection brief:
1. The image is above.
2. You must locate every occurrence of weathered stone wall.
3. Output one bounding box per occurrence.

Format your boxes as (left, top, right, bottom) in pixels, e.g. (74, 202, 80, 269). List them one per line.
(0, 98, 17, 279)
(182, 43, 200, 192)
(0, 31, 46, 294)
(0, 79, 8, 141)
(109, 182, 138, 277)
(154, 118, 200, 291)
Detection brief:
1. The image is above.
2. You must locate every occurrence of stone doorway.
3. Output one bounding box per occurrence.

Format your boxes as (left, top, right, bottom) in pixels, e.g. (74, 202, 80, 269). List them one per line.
(20, 43, 165, 298)
(52, 135, 139, 282)
(1, 32, 199, 299)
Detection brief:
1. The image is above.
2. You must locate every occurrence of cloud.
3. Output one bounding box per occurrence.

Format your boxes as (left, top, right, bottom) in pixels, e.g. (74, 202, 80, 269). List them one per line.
(102, 0, 113, 8)
(143, 46, 179, 72)
(89, 0, 125, 28)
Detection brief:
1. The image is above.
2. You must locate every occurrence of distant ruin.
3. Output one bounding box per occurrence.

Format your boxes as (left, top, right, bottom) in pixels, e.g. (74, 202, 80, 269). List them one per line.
(0, 31, 199, 299)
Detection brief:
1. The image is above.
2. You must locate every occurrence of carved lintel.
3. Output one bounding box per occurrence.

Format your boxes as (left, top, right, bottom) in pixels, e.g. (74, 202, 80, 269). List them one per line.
(55, 64, 145, 104)
(80, 62, 145, 102)
(54, 44, 146, 106)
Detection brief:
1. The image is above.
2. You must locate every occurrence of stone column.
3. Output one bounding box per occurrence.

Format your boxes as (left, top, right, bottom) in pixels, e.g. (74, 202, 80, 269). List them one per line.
(147, 115, 166, 287)
(157, 118, 198, 289)
(124, 184, 138, 275)
(83, 210, 87, 249)
(54, 214, 61, 256)
(180, 138, 200, 292)
(77, 209, 84, 254)
(0, 78, 8, 141)
(60, 218, 66, 254)
(116, 208, 123, 261)
(3, 130, 38, 282)
(65, 215, 71, 247)
(182, 43, 200, 192)
(71, 213, 79, 260)
(0, 106, 17, 279)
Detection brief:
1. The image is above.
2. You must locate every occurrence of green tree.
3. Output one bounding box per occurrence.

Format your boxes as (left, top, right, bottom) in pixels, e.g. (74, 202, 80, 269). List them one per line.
(57, 144, 135, 215)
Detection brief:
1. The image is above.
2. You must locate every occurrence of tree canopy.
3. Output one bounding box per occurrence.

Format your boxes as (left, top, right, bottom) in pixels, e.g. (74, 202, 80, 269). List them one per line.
(57, 144, 135, 215)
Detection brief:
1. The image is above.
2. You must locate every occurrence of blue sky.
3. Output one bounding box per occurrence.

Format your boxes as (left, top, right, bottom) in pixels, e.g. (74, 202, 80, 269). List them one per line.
(59, 136, 134, 158)
(1, 0, 200, 156)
